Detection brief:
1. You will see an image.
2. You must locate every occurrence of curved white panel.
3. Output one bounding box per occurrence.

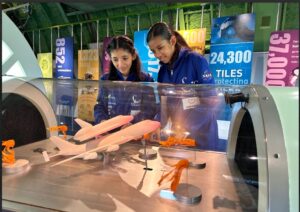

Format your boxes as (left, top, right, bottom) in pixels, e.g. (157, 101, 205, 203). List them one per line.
(2, 12, 42, 77)
(2, 77, 57, 137)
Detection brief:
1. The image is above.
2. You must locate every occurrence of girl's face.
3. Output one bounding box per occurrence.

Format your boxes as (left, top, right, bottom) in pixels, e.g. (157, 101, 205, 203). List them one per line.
(148, 35, 176, 64)
(110, 48, 136, 77)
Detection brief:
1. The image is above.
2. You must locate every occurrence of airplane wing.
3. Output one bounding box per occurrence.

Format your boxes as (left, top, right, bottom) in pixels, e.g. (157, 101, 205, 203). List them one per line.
(74, 118, 93, 128)
(74, 115, 134, 142)
(50, 135, 135, 167)
(50, 136, 86, 155)
(51, 120, 160, 167)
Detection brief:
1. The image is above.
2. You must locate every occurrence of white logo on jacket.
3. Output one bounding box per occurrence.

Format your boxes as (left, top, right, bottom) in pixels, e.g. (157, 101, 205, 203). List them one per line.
(181, 76, 199, 84)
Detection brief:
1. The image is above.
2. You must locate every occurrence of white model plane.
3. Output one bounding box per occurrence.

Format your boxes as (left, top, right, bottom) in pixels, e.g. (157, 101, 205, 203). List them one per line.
(43, 115, 134, 161)
(49, 119, 161, 167)
(73, 115, 134, 142)
(46, 136, 106, 161)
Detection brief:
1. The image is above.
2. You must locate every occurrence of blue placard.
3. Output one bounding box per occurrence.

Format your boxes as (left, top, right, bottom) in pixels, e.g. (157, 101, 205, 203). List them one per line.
(55, 37, 74, 79)
(54, 80, 75, 134)
(209, 13, 255, 85)
(209, 42, 254, 85)
(134, 30, 160, 81)
(211, 13, 256, 45)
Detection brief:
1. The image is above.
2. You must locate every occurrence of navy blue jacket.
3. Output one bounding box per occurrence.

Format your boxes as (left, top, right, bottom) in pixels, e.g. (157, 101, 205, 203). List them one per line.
(94, 70, 157, 125)
(157, 48, 214, 84)
(101, 69, 154, 82)
(157, 48, 219, 151)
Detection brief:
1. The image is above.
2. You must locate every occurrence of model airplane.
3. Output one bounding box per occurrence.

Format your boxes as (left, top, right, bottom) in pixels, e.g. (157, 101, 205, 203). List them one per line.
(48, 125, 68, 139)
(44, 136, 106, 161)
(50, 119, 161, 167)
(159, 136, 196, 147)
(73, 115, 134, 142)
(158, 159, 189, 192)
(2, 139, 16, 164)
(43, 115, 134, 161)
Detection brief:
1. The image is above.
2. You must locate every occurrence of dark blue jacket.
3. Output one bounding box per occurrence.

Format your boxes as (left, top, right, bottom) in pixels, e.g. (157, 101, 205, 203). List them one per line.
(94, 70, 157, 125)
(101, 69, 154, 82)
(157, 48, 214, 84)
(157, 48, 219, 151)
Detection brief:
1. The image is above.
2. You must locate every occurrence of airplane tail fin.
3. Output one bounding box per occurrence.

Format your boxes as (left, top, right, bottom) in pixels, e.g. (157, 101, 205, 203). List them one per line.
(74, 118, 93, 128)
(49, 136, 77, 151)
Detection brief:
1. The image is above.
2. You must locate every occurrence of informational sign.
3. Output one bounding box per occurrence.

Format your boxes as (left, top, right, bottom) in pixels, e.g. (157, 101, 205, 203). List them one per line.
(55, 37, 74, 79)
(178, 28, 206, 55)
(209, 43, 254, 85)
(209, 13, 256, 85)
(77, 85, 98, 122)
(54, 79, 75, 134)
(265, 30, 299, 87)
(101, 37, 112, 75)
(37, 53, 53, 78)
(55, 80, 74, 117)
(78, 49, 100, 80)
(134, 30, 160, 81)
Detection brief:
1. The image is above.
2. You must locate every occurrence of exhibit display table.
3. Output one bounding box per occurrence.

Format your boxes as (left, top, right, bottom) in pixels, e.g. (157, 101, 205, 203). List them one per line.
(2, 139, 257, 211)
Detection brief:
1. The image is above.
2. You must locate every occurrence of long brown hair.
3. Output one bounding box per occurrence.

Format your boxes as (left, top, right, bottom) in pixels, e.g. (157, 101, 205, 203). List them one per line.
(146, 22, 191, 50)
(106, 35, 145, 81)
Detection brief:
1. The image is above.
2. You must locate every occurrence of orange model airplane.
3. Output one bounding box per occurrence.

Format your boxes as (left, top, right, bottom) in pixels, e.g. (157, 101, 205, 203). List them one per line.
(2, 139, 16, 164)
(159, 136, 196, 147)
(158, 159, 189, 192)
(48, 125, 68, 139)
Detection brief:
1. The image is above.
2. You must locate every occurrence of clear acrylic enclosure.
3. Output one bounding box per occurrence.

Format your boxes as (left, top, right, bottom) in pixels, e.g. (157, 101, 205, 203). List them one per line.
(2, 77, 243, 152)
(2, 76, 297, 211)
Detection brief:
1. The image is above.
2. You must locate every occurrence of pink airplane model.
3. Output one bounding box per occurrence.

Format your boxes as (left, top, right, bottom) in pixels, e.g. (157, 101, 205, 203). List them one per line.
(73, 115, 134, 142)
(48, 119, 161, 167)
(44, 115, 134, 162)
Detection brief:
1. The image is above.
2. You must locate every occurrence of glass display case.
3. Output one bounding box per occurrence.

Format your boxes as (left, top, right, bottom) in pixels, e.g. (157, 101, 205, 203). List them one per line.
(2, 76, 298, 211)
(2, 77, 237, 152)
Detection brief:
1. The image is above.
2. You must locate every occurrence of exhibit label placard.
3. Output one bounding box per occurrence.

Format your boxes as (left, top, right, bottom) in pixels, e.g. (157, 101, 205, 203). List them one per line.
(209, 13, 256, 85)
(134, 30, 160, 81)
(78, 49, 100, 80)
(55, 80, 75, 134)
(178, 28, 206, 55)
(55, 37, 74, 79)
(265, 30, 299, 87)
(37, 52, 53, 78)
(77, 85, 98, 122)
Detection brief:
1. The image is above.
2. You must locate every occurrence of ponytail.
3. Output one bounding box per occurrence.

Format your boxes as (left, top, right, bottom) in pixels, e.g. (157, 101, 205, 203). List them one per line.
(172, 31, 191, 50)
(147, 22, 191, 50)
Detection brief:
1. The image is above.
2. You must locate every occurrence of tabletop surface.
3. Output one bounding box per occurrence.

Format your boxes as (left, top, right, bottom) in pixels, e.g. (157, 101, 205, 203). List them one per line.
(2, 139, 258, 212)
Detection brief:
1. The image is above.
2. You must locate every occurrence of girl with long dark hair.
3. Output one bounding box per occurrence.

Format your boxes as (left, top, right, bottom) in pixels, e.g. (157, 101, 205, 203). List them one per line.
(94, 35, 156, 124)
(147, 22, 220, 151)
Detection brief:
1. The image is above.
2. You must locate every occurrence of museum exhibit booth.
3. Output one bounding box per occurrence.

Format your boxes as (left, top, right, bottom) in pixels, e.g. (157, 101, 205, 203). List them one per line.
(2, 76, 298, 212)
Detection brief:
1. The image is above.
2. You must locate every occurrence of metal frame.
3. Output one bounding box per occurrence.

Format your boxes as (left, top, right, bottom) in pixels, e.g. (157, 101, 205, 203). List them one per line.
(227, 85, 289, 212)
(2, 77, 58, 138)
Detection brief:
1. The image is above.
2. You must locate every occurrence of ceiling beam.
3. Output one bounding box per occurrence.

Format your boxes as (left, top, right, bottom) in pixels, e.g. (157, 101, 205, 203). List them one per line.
(3, 3, 29, 13)
(23, 2, 203, 32)
(65, 3, 139, 16)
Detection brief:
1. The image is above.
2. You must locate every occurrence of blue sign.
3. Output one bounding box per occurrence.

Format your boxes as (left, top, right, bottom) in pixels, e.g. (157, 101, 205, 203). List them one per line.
(210, 42, 254, 85)
(211, 13, 256, 45)
(55, 37, 74, 79)
(134, 30, 160, 81)
(210, 13, 256, 85)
